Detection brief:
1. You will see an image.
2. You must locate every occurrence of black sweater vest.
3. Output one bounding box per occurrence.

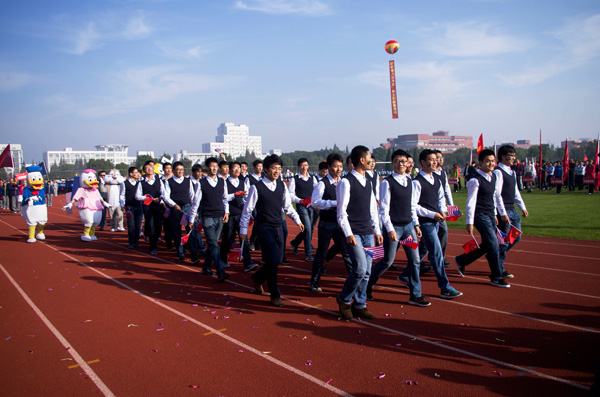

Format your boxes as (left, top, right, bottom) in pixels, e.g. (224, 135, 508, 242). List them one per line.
(319, 177, 337, 222)
(344, 173, 372, 235)
(498, 168, 516, 210)
(124, 180, 141, 208)
(474, 173, 496, 216)
(294, 175, 314, 199)
(255, 180, 285, 228)
(226, 178, 244, 216)
(199, 178, 225, 218)
(386, 176, 412, 226)
(168, 178, 192, 207)
(415, 174, 441, 224)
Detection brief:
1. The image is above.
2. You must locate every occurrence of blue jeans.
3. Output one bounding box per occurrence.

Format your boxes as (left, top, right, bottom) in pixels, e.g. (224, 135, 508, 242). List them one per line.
(291, 204, 313, 255)
(455, 213, 503, 280)
(310, 219, 350, 285)
(202, 216, 226, 276)
(190, 216, 205, 257)
(254, 223, 284, 299)
(220, 214, 252, 266)
(418, 220, 448, 265)
(419, 222, 450, 291)
(340, 234, 374, 309)
(369, 223, 422, 298)
(498, 208, 521, 271)
(125, 205, 143, 245)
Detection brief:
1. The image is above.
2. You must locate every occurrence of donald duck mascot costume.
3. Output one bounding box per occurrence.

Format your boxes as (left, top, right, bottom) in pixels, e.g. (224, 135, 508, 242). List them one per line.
(22, 165, 48, 243)
(63, 169, 111, 241)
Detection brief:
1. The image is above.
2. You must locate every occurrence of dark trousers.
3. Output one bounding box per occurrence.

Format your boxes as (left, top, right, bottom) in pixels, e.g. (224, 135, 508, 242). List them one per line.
(310, 219, 349, 285)
(253, 223, 284, 299)
(220, 214, 252, 266)
(125, 205, 143, 245)
(162, 207, 174, 249)
(249, 209, 261, 249)
(455, 213, 503, 280)
(291, 204, 314, 255)
(143, 204, 163, 250)
(169, 204, 191, 258)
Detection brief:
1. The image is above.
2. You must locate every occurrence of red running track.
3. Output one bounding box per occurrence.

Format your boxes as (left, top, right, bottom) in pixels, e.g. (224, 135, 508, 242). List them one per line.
(1, 195, 599, 396)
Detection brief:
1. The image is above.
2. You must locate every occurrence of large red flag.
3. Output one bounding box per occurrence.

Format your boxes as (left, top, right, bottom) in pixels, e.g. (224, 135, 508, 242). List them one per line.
(563, 138, 569, 175)
(477, 134, 484, 155)
(594, 135, 599, 170)
(539, 129, 543, 187)
(0, 144, 14, 168)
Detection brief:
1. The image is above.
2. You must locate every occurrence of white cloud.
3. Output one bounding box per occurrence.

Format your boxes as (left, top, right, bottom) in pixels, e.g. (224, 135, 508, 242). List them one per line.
(124, 17, 152, 39)
(0, 70, 34, 92)
(234, 0, 333, 16)
(427, 21, 532, 57)
(499, 14, 600, 86)
(68, 21, 101, 55)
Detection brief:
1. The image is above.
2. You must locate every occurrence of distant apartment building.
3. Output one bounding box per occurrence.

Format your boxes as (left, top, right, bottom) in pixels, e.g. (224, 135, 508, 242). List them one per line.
(500, 140, 531, 149)
(202, 123, 262, 159)
(382, 131, 473, 154)
(0, 143, 24, 171)
(174, 150, 212, 165)
(44, 144, 139, 171)
(561, 138, 595, 149)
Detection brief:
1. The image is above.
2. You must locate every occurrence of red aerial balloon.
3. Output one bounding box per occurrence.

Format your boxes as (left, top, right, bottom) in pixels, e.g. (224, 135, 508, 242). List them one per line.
(385, 40, 399, 55)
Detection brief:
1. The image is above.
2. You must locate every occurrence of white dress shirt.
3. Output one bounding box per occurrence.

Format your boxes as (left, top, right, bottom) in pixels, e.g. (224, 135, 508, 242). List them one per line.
(239, 178, 301, 235)
(379, 172, 419, 233)
(311, 173, 339, 210)
(465, 169, 507, 225)
(162, 176, 197, 208)
(119, 178, 138, 208)
(434, 169, 454, 206)
(135, 175, 165, 202)
(288, 173, 318, 203)
(189, 175, 229, 220)
(336, 170, 381, 238)
(493, 163, 527, 212)
(412, 170, 447, 219)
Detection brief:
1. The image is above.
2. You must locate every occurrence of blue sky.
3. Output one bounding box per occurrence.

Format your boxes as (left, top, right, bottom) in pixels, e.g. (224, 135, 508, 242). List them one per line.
(1, 0, 599, 162)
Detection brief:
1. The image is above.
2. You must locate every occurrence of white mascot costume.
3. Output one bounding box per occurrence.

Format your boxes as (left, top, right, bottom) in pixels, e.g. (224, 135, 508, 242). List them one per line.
(105, 169, 125, 232)
(21, 165, 48, 243)
(62, 169, 111, 241)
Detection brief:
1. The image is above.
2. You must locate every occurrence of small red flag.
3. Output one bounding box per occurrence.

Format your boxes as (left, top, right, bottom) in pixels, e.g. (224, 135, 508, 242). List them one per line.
(506, 225, 522, 245)
(181, 230, 192, 245)
(0, 144, 14, 168)
(227, 248, 243, 262)
(196, 221, 203, 232)
(463, 236, 480, 254)
(398, 235, 419, 250)
(143, 195, 153, 205)
(584, 155, 588, 162)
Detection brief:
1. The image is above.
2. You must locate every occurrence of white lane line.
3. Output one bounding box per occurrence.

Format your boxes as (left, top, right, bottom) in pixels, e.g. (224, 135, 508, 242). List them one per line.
(0, 220, 351, 397)
(13, 217, 593, 390)
(506, 262, 600, 277)
(0, 262, 116, 397)
(447, 242, 600, 261)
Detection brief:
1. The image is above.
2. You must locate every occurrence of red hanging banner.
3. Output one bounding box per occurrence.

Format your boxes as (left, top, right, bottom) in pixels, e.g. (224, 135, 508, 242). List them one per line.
(389, 60, 398, 119)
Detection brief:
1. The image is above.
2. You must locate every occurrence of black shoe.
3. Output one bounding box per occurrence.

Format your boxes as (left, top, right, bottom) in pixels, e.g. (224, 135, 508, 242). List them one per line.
(271, 297, 285, 307)
(322, 260, 328, 274)
(251, 274, 264, 294)
(178, 256, 186, 262)
(408, 296, 431, 307)
(249, 243, 255, 251)
(366, 286, 373, 301)
(305, 255, 314, 262)
(217, 272, 230, 282)
(281, 257, 290, 265)
(420, 265, 432, 275)
(501, 270, 514, 279)
(244, 263, 259, 272)
(444, 261, 452, 268)
(309, 282, 322, 293)
(201, 268, 214, 276)
(388, 264, 400, 271)
(291, 242, 299, 255)
(490, 278, 510, 288)
(128, 244, 135, 249)
(454, 257, 465, 277)
(191, 258, 200, 265)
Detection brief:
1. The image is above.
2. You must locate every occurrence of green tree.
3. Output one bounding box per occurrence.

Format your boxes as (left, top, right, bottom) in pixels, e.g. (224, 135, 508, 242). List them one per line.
(86, 159, 114, 172)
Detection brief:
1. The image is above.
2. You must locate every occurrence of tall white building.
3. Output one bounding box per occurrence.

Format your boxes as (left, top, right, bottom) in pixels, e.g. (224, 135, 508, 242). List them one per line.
(44, 144, 138, 171)
(174, 150, 212, 165)
(202, 123, 262, 159)
(0, 143, 24, 171)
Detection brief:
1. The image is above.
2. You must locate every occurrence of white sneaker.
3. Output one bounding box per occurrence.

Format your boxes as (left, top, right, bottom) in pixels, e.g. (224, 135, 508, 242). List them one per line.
(111, 228, 117, 232)
(117, 227, 125, 232)
(81, 235, 92, 242)
(90, 235, 98, 241)
(27, 238, 37, 243)
(35, 233, 46, 240)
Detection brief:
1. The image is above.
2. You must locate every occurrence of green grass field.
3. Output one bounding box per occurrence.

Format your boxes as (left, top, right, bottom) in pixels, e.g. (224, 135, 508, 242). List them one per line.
(445, 187, 600, 240)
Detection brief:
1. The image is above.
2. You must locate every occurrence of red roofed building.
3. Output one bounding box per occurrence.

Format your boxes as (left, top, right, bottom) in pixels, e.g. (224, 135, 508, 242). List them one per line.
(383, 131, 473, 154)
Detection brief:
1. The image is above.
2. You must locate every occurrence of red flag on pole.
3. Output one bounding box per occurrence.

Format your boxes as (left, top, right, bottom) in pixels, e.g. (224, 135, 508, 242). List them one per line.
(506, 225, 522, 245)
(462, 236, 480, 254)
(0, 144, 14, 168)
(594, 134, 599, 170)
(539, 129, 543, 188)
(477, 134, 484, 155)
(584, 155, 588, 162)
(563, 138, 569, 175)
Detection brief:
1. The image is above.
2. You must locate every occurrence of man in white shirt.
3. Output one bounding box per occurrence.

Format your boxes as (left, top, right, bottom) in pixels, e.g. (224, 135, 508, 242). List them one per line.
(289, 158, 318, 262)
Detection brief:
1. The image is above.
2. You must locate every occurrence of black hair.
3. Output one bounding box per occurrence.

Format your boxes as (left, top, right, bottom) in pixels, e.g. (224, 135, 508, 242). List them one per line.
(218, 160, 229, 168)
(479, 149, 496, 162)
(143, 160, 154, 169)
(240, 161, 248, 167)
(263, 154, 283, 170)
(128, 166, 138, 175)
(419, 149, 436, 164)
(498, 145, 516, 160)
(346, 155, 352, 165)
(252, 159, 263, 167)
(230, 161, 241, 168)
(350, 145, 369, 167)
(205, 157, 218, 167)
(391, 149, 409, 162)
(318, 161, 328, 171)
(162, 161, 172, 167)
(297, 157, 309, 167)
(326, 153, 344, 167)
(192, 164, 202, 173)
(172, 161, 184, 170)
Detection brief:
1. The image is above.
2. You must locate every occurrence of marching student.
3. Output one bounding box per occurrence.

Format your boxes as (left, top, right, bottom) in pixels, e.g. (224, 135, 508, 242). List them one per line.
(136, 161, 164, 255)
(365, 157, 380, 203)
(366, 149, 430, 307)
(246, 159, 263, 251)
(289, 158, 318, 262)
(188, 163, 206, 261)
(455, 149, 511, 287)
(412, 149, 463, 299)
(308, 153, 351, 293)
(240, 162, 249, 178)
(317, 161, 328, 179)
(161, 162, 175, 251)
(189, 157, 230, 281)
(220, 161, 258, 272)
(163, 161, 196, 262)
(218, 160, 229, 179)
(120, 166, 143, 249)
(336, 145, 383, 320)
(494, 145, 528, 278)
(240, 154, 304, 307)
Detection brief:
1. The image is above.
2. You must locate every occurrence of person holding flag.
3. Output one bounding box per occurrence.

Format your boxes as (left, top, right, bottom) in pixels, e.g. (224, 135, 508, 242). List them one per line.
(494, 145, 528, 278)
(189, 157, 230, 281)
(455, 149, 511, 288)
(120, 166, 143, 249)
(365, 149, 430, 307)
(136, 161, 164, 255)
(336, 145, 383, 320)
(289, 158, 318, 262)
